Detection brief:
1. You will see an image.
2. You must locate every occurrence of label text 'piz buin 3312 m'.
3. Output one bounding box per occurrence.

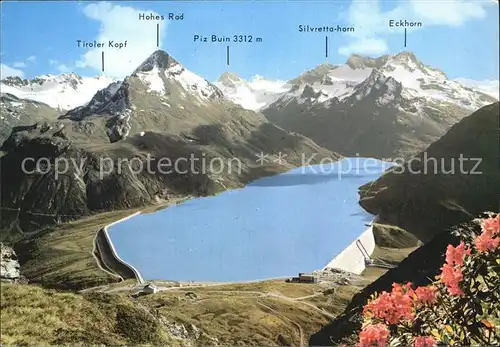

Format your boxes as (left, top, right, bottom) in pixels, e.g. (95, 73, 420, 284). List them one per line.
(193, 35, 263, 43)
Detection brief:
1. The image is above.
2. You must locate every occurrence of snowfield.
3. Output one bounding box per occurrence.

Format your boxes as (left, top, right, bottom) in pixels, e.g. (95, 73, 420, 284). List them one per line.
(213, 74, 290, 110)
(0, 73, 115, 111)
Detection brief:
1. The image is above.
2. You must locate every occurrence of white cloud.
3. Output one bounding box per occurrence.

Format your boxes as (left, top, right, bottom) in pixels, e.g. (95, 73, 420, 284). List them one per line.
(26, 55, 37, 63)
(13, 62, 27, 68)
(1, 64, 25, 78)
(57, 64, 71, 73)
(76, 2, 167, 78)
(48, 60, 73, 74)
(339, 38, 388, 56)
(339, 0, 492, 57)
(409, 1, 487, 26)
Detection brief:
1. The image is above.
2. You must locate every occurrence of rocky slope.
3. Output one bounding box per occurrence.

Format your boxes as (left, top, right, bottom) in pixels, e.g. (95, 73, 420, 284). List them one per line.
(358, 102, 499, 241)
(262, 52, 497, 158)
(0, 93, 61, 144)
(0, 50, 338, 237)
(0, 74, 116, 144)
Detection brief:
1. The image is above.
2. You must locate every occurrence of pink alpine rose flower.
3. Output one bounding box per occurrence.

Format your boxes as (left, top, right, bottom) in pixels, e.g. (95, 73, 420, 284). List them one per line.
(359, 323, 390, 347)
(413, 336, 437, 347)
(414, 286, 437, 306)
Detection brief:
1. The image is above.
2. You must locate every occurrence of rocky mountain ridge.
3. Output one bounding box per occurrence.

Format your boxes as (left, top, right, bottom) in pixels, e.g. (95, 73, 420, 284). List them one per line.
(262, 52, 497, 158)
(216, 52, 495, 112)
(2, 51, 496, 148)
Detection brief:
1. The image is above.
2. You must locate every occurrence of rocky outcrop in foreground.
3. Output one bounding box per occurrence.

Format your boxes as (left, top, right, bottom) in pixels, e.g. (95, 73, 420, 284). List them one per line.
(0, 243, 23, 283)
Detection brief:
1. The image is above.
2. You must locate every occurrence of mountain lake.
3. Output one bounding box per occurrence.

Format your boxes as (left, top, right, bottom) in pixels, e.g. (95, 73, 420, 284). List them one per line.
(107, 157, 394, 282)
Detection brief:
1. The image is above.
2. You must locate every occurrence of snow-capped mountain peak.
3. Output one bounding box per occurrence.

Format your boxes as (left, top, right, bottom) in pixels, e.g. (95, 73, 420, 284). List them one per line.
(381, 51, 447, 80)
(132, 50, 223, 102)
(287, 62, 338, 85)
(453, 78, 499, 99)
(217, 72, 248, 89)
(213, 73, 289, 111)
(390, 51, 419, 64)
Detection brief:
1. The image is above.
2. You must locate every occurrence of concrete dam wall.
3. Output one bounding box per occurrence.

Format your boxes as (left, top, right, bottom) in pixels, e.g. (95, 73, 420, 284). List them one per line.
(95, 212, 144, 283)
(322, 226, 376, 275)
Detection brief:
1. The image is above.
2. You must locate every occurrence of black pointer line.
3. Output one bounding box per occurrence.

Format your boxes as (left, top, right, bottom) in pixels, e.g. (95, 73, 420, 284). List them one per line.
(101, 51, 104, 72)
(404, 28, 407, 47)
(226, 45, 230, 66)
(325, 36, 328, 58)
(157, 23, 160, 47)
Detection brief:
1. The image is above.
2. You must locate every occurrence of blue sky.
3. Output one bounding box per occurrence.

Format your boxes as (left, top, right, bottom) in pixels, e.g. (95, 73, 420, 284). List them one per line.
(1, 1, 498, 82)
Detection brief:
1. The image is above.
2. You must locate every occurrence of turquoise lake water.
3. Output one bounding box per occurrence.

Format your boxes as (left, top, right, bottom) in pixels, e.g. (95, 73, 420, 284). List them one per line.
(107, 158, 393, 282)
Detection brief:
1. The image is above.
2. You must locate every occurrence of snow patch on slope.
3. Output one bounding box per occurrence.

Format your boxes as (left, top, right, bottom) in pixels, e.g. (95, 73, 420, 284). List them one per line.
(328, 65, 372, 83)
(138, 67, 165, 94)
(454, 78, 499, 99)
(277, 65, 373, 106)
(380, 56, 496, 109)
(165, 63, 222, 102)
